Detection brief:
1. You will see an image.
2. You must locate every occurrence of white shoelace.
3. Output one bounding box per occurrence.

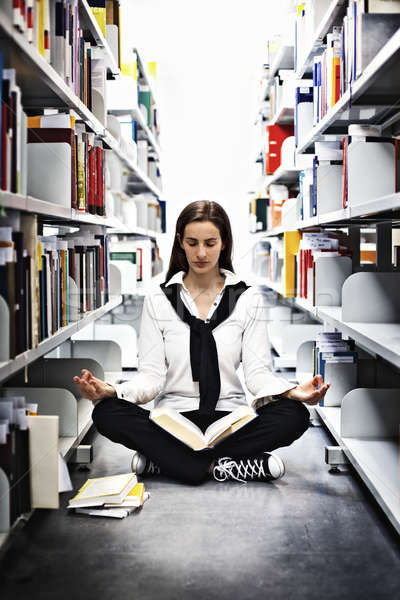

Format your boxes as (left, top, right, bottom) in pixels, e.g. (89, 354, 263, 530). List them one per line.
(213, 457, 267, 483)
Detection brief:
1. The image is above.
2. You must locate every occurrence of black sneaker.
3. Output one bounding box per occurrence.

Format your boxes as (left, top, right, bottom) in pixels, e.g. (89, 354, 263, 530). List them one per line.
(212, 452, 285, 483)
(131, 451, 161, 476)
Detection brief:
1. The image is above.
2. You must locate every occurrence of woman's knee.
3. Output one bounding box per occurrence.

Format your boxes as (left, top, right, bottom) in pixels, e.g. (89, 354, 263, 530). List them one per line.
(288, 399, 310, 436)
(92, 398, 120, 437)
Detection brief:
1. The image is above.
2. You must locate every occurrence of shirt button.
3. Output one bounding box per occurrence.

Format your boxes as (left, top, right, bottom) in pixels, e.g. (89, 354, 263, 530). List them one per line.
(213, 302, 217, 306)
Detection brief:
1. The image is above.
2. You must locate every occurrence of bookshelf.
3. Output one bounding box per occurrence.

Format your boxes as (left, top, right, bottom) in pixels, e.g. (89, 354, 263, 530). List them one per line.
(251, 9, 400, 535)
(79, 0, 120, 75)
(296, 28, 400, 154)
(0, 0, 166, 546)
(0, 7, 162, 197)
(263, 44, 295, 101)
(295, 0, 347, 78)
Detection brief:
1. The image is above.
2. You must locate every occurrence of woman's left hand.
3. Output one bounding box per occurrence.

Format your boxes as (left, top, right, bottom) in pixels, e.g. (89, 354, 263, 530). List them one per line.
(281, 375, 330, 405)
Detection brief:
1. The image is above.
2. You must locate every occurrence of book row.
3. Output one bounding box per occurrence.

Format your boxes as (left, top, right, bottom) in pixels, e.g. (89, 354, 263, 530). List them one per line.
(0, 213, 162, 360)
(0, 395, 31, 528)
(250, 227, 394, 304)
(252, 126, 400, 231)
(4, 0, 121, 106)
(296, 0, 400, 133)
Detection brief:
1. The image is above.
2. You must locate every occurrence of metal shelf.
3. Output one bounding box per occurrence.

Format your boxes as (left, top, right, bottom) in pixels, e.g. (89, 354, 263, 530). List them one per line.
(263, 45, 294, 100)
(0, 296, 123, 385)
(316, 406, 400, 535)
(268, 105, 294, 126)
(79, 0, 120, 76)
(108, 106, 161, 159)
(0, 191, 165, 229)
(103, 132, 162, 197)
(133, 47, 158, 107)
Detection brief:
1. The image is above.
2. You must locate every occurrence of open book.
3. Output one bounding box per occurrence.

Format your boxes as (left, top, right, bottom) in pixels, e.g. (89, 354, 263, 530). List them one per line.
(149, 405, 258, 451)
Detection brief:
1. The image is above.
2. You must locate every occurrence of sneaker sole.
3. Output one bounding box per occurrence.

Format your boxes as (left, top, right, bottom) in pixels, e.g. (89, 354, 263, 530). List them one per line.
(267, 453, 285, 480)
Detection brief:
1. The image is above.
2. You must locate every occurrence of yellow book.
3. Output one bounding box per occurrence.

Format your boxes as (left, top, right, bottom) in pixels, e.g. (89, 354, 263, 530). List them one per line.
(38, 0, 45, 57)
(90, 7, 106, 38)
(68, 473, 137, 508)
(284, 230, 301, 298)
(104, 482, 145, 508)
(331, 56, 340, 108)
(27, 115, 76, 129)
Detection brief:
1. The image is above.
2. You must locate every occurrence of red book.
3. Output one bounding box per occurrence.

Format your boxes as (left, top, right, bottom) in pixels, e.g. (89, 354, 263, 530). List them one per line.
(342, 137, 348, 208)
(334, 62, 341, 104)
(95, 145, 104, 216)
(1, 103, 8, 190)
(266, 124, 294, 174)
(88, 144, 95, 214)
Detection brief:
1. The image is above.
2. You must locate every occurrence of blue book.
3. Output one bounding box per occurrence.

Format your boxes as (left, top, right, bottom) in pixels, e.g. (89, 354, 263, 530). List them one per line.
(318, 350, 358, 383)
(312, 156, 318, 216)
(295, 86, 313, 147)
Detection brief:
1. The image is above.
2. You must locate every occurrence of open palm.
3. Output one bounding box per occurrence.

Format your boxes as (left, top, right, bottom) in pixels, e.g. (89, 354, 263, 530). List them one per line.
(283, 375, 330, 405)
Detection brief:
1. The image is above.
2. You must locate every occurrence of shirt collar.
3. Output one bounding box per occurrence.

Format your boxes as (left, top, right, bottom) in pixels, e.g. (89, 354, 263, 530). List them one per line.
(165, 269, 242, 292)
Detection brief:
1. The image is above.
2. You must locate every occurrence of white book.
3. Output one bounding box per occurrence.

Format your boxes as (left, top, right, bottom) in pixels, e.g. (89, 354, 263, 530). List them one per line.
(150, 405, 258, 452)
(68, 473, 137, 508)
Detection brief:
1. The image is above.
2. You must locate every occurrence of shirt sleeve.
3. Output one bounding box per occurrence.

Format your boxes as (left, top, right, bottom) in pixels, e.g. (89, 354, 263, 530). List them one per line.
(241, 289, 295, 409)
(113, 293, 167, 404)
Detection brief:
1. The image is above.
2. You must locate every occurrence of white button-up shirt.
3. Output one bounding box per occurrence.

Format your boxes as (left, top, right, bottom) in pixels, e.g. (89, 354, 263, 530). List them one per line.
(114, 269, 294, 412)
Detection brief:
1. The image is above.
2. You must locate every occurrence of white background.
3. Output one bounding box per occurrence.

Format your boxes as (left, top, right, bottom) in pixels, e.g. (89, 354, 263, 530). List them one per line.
(120, 0, 293, 277)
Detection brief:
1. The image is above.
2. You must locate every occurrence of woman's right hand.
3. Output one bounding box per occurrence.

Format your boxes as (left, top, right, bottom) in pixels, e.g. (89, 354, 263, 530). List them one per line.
(73, 369, 116, 406)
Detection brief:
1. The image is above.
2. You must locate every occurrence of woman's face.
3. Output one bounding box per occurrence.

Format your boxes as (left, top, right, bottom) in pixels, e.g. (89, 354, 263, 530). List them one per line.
(178, 220, 225, 274)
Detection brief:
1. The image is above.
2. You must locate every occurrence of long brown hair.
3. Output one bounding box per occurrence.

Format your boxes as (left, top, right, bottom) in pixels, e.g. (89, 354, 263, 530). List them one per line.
(164, 201, 234, 283)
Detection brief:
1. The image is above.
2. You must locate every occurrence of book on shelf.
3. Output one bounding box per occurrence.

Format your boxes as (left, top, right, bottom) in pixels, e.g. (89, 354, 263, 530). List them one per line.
(0, 395, 31, 526)
(1, 65, 28, 196)
(26, 113, 106, 215)
(266, 124, 294, 175)
(0, 219, 110, 356)
(312, 332, 358, 407)
(295, 231, 352, 305)
(295, 0, 332, 73)
(269, 183, 289, 229)
(149, 405, 258, 452)
(68, 472, 137, 508)
(88, 1, 107, 38)
(294, 79, 313, 148)
(303, 2, 400, 128)
(3, 0, 116, 112)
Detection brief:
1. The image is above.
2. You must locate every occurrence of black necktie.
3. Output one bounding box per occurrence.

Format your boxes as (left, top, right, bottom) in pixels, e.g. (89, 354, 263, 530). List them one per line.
(160, 279, 250, 415)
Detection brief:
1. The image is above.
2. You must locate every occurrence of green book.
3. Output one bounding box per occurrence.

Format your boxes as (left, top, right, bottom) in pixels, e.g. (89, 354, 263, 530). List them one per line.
(110, 252, 136, 265)
(139, 84, 152, 127)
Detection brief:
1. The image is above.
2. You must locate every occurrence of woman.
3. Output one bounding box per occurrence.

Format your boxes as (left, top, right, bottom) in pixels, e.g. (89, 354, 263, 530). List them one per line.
(73, 201, 330, 485)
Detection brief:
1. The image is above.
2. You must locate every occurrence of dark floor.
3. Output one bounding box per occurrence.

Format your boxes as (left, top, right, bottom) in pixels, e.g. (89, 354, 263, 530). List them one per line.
(0, 418, 399, 600)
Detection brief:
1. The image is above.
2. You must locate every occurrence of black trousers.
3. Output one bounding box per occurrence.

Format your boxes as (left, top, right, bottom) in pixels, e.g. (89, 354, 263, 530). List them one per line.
(92, 397, 310, 485)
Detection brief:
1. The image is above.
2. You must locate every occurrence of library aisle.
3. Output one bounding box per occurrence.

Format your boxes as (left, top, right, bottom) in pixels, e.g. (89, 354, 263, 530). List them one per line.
(2, 0, 400, 598)
(0, 421, 399, 600)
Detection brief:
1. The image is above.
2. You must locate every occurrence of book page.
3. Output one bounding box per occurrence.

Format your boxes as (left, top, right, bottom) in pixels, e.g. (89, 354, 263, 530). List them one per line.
(209, 414, 257, 448)
(150, 408, 206, 451)
(205, 405, 257, 446)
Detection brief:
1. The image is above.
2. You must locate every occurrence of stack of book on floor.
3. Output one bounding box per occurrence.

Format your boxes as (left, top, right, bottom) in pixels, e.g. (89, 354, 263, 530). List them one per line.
(68, 472, 149, 519)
